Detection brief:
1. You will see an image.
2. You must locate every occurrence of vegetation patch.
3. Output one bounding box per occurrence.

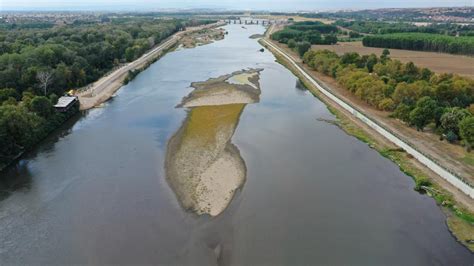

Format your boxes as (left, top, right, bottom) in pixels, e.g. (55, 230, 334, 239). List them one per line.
(301, 48, 474, 152)
(271, 21, 338, 46)
(363, 33, 474, 55)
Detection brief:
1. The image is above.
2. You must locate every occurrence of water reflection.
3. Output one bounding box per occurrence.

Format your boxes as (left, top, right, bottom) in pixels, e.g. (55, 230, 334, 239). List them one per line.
(0, 113, 81, 201)
(0, 162, 33, 201)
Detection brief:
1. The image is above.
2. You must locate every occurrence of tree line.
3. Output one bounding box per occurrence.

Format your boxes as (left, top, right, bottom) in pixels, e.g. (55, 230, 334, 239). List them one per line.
(0, 89, 79, 168)
(301, 48, 474, 149)
(0, 18, 214, 97)
(362, 33, 474, 55)
(271, 21, 338, 46)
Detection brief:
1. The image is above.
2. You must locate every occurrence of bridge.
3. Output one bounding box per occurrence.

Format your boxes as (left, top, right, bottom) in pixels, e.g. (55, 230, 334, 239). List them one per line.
(224, 19, 287, 26)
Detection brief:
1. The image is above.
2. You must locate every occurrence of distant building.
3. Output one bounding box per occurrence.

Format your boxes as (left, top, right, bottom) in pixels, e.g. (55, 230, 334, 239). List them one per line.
(54, 96, 78, 112)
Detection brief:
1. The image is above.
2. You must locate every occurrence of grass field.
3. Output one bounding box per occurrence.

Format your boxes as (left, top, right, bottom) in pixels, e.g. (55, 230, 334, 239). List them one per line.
(311, 41, 474, 78)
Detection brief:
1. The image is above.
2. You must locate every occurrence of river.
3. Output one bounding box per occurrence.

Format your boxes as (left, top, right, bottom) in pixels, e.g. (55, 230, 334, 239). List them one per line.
(0, 24, 472, 265)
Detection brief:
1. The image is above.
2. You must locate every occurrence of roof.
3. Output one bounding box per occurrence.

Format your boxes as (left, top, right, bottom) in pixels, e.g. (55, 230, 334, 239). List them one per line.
(54, 96, 77, 108)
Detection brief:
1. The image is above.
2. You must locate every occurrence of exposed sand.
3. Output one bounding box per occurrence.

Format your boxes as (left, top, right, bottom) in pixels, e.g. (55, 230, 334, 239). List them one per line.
(165, 69, 262, 216)
(179, 27, 226, 49)
(179, 69, 262, 108)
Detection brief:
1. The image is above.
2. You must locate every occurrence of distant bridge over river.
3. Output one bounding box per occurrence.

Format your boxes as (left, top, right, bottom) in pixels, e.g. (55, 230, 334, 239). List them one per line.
(224, 19, 288, 26)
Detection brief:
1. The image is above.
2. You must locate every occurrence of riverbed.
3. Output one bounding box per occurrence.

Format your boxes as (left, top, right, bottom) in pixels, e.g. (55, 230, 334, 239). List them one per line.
(0, 24, 472, 265)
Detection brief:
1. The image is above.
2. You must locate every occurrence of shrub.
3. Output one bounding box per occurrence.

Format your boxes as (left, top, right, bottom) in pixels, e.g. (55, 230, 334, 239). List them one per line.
(378, 98, 396, 111)
(415, 178, 432, 191)
(296, 41, 311, 57)
(287, 39, 297, 48)
(459, 116, 474, 148)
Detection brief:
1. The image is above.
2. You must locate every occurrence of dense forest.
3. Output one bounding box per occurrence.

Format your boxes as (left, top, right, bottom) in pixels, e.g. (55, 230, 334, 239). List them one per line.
(301, 48, 474, 148)
(362, 33, 474, 55)
(271, 21, 338, 46)
(0, 17, 214, 169)
(0, 18, 210, 96)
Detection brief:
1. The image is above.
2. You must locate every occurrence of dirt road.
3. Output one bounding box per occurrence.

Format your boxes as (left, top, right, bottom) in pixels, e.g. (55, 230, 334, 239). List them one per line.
(77, 22, 226, 110)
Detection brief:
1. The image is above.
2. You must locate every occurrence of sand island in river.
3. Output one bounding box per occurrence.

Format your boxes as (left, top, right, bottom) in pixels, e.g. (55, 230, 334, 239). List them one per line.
(165, 68, 263, 216)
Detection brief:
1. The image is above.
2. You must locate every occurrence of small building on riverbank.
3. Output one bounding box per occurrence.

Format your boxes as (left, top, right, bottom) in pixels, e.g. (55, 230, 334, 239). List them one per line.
(54, 96, 78, 112)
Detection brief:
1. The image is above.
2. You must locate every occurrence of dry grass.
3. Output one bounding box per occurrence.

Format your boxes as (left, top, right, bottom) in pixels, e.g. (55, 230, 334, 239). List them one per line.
(311, 41, 474, 78)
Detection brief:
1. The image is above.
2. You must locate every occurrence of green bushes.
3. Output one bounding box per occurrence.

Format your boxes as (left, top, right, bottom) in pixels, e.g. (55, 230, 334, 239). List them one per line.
(459, 117, 474, 149)
(302, 47, 474, 147)
(363, 33, 474, 55)
(296, 41, 311, 57)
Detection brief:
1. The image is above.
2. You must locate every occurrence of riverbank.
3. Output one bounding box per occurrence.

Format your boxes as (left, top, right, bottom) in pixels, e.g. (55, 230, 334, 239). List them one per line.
(0, 102, 80, 173)
(76, 21, 226, 110)
(260, 37, 474, 251)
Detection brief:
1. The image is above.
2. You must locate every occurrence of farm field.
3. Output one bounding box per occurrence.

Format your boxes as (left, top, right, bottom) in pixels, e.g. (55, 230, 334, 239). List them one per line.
(312, 41, 474, 78)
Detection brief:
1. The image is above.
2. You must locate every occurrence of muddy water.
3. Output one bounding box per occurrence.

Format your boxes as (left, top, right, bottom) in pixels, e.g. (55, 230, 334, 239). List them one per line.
(0, 24, 472, 265)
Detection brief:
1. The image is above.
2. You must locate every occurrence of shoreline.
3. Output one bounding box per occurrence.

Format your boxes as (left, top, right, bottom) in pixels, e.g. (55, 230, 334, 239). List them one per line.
(259, 37, 474, 251)
(0, 106, 80, 173)
(76, 21, 226, 111)
(165, 69, 262, 216)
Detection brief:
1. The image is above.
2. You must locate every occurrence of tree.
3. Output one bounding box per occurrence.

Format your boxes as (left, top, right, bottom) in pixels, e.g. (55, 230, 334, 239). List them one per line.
(378, 98, 396, 111)
(323, 34, 337, 44)
(36, 70, 53, 96)
(420, 68, 433, 81)
(30, 96, 53, 118)
(362, 33, 474, 55)
(392, 82, 417, 106)
(393, 103, 412, 122)
(365, 54, 378, 72)
(440, 107, 471, 135)
(381, 48, 390, 62)
(459, 116, 474, 149)
(0, 88, 20, 104)
(409, 96, 438, 131)
(349, 31, 361, 38)
(287, 39, 297, 49)
(296, 41, 311, 57)
(340, 52, 360, 65)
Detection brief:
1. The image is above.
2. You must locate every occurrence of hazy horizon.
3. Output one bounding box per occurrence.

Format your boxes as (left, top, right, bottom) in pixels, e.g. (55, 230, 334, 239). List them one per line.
(1, 0, 472, 12)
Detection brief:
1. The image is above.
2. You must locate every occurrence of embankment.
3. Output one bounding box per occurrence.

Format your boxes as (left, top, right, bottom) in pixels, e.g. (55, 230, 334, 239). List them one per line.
(77, 22, 226, 110)
(260, 37, 474, 251)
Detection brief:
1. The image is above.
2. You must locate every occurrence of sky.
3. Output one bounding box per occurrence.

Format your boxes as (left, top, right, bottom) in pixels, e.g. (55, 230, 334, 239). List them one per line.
(1, 0, 472, 11)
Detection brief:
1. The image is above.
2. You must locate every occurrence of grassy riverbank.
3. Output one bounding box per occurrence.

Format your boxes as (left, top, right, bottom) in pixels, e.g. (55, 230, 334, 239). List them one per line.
(262, 39, 474, 251)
